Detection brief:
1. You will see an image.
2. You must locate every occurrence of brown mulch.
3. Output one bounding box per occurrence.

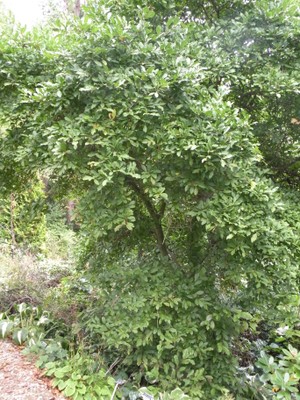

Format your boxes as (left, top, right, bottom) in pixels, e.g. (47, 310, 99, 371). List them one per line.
(0, 340, 66, 400)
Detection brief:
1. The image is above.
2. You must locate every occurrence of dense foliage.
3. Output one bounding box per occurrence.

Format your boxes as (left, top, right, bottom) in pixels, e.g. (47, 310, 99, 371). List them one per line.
(0, 178, 46, 251)
(0, 0, 300, 398)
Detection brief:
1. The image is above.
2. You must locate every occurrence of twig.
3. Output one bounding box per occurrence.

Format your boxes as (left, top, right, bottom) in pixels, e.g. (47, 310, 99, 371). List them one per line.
(110, 379, 126, 400)
(105, 357, 121, 376)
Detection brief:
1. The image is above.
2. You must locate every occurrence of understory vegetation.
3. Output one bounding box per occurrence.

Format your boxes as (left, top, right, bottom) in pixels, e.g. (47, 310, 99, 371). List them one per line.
(0, 0, 300, 399)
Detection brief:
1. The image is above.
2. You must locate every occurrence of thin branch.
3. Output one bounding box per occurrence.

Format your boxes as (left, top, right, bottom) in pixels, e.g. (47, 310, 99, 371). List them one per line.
(159, 200, 166, 219)
(210, 0, 221, 18)
(105, 357, 121, 376)
(125, 177, 169, 258)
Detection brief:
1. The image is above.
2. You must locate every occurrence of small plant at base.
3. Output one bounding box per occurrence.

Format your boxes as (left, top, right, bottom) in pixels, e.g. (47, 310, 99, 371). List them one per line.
(0, 303, 50, 345)
(136, 387, 235, 400)
(23, 340, 69, 369)
(257, 345, 300, 399)
(44, 353, 117, 400)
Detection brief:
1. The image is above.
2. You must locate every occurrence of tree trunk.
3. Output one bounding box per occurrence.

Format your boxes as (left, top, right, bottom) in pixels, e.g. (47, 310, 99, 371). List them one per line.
(126, 177, 169, 258)
(74, 0, 81, 17)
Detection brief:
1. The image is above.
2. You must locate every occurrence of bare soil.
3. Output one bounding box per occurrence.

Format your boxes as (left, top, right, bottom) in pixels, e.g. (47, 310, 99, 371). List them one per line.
(0, 340, 66, 400)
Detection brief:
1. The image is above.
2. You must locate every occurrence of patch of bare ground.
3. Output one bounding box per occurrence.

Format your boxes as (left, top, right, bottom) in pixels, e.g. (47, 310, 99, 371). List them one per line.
(0, 340, 66, 400)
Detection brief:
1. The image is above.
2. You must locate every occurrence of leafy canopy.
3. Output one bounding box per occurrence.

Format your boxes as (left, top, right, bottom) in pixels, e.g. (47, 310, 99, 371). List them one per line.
(0, 0, 300, 397)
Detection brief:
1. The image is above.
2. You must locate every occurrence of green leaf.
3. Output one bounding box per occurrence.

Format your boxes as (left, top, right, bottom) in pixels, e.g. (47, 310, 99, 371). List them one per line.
(250, 233, 258, 243)
(0, 321, 13, 338)
(64, 383, 76, 397)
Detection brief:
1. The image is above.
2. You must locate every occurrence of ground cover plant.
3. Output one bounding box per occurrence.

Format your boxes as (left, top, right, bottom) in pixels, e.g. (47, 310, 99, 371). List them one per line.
(0, 0, 300, 398)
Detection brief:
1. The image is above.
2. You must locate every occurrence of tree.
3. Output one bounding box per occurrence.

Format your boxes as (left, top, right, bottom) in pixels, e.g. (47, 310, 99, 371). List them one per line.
(0, 0, 299, 397)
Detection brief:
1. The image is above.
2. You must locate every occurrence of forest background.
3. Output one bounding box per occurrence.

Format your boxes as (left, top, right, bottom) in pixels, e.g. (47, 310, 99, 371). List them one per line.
(0, 0, 300, 399)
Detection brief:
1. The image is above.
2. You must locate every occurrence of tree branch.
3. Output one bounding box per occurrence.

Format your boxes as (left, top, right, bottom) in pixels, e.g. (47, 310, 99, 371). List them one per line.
(125, 176, 169, 258)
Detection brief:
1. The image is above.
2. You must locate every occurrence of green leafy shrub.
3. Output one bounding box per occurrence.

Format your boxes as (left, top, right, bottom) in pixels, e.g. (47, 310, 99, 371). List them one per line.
(1, 1, 300, 399)
(77, 257, 246, 398)
(270, 295, 300, 352)
(42, 272, 92, 337)
(0, 178, 46, 252)
(257, 345, 300, 399)
(26, 340, 69, 369)
(44, 353, 116, 400)
(252, 303, 300, 400)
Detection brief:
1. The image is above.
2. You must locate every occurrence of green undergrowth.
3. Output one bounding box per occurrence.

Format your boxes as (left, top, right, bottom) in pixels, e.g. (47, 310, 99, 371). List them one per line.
(0, 239, 299, 399)
(0, 303, 193, 399)
(0, 286, 236, 400)
(0, 224, 76, 312)
(1, 275, 300, 399)
(0, 235, 299, 399)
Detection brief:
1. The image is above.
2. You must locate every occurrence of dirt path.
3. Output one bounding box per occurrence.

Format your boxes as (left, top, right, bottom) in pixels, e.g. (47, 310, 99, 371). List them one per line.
(0, 340, 66, 400)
